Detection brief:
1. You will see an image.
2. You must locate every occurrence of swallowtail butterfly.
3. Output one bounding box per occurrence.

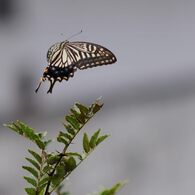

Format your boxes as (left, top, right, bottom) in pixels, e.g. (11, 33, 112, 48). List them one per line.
(35, 39, 117, 93)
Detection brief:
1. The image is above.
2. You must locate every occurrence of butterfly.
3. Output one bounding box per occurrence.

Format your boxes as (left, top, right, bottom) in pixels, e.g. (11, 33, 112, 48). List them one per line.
(35, 40, 117, 93)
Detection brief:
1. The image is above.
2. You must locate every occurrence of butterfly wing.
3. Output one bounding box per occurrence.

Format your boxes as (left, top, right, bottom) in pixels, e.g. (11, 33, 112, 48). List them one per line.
(65, 41, 117, 70)
(47, 42, 76, 69)
(47, 41, 117, 69)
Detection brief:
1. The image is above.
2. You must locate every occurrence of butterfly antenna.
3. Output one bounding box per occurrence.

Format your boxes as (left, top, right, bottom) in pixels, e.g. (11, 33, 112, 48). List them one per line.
(66, 30, 83, 40)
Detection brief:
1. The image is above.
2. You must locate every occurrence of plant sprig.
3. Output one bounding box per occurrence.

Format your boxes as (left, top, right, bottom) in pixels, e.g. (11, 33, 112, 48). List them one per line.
(4, 99, 124, 195)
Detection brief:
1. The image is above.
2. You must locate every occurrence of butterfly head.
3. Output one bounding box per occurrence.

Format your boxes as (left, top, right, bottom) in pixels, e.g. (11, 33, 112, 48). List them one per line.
(42, 67, 49, 78)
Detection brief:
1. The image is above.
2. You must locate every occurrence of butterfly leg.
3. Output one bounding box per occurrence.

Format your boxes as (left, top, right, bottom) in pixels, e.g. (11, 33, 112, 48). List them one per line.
(35, 77, 46, 93)
(47, 78, 57, 93)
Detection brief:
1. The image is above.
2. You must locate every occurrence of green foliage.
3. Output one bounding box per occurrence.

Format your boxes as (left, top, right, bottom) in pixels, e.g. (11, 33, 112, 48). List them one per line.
(4, 121, 51, 149)
(28, 150, 42, 164)
(5, 99, 125, 195)
(22, 166, 39, 179)
(89, 129, 101, 148)
(65, 157, 76, 171)
(83, 133, 90, 153)
(96, 135, 109, 146)
(99, 182, 126, 195)
(57, 99, 104, 150)
(22, 149, 50, 195)
(83, 130, 109, 154)
(25, 187, 36, 195)
(24, 177, 37, 187)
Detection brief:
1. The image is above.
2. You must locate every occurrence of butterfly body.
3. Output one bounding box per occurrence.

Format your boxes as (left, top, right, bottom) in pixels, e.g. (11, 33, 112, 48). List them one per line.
(35, 40, 117, 93)
(44, 65, 75, 81)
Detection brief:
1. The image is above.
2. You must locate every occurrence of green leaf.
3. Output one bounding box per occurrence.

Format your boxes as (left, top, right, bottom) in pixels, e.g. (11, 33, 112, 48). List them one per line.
(90, 100, 104, 115)
(83, 133, 90, 153)
(66, 152, 83, 160)
(44, 139, 52, 147)
(4, 121, 23, 134)
(89, 129, 101, 149)
(96, 135, 109, 146)
(64, 124, 75, 136)
(56, 164, 66, 176)
(57, 136, 69, 146)
(38, 181, 48, 192)
(58, 131, 73, 141)
(65, 157, 76, 172)
(65, 115, 80, 130)
(70, 108, 79, 115)
(28, 150, 42, 164)
(70, 108, 86, 124)
(24, 176, 37, 187)
(99, 182, 126, 195)
(25, 157, 40, 170)
(47, 155, 61, 165)
(38, 190, 44, 195)
(4, 121, 46, 149)
(25, 187, 36, 195)
(51, 175, 61, 187)
(35, 139, 45, 150)
(42, 164, 52, 174)
(75, 103, 89, 115)
(58, 131, 66, 137)
(64, 133, 73, 141)
(39, 176, 50, 186)
(22, 166, 38, 178)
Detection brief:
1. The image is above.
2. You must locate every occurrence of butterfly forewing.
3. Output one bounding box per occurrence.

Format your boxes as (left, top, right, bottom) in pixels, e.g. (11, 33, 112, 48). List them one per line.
(47, 42, 61, 63)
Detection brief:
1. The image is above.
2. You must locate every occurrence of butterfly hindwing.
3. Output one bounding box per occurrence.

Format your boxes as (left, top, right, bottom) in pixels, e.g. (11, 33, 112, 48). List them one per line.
(66, 42, 117, 70)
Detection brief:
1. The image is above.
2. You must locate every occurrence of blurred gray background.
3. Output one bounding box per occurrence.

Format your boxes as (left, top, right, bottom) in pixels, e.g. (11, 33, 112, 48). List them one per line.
(1, 0, 195, 194)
